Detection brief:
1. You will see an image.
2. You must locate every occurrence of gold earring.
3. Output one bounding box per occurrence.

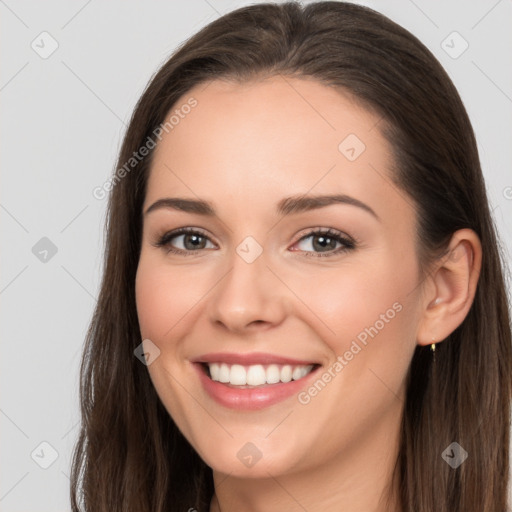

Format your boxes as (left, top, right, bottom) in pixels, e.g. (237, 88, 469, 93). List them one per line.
(431, 337, 436, 363)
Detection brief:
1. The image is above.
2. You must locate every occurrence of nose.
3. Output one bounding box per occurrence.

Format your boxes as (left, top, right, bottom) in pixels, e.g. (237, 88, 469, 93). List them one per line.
(207, 247, 289, 334)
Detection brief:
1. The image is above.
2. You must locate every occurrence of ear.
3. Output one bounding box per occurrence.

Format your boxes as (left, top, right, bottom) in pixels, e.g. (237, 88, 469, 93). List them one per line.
(416, 228, 482, 347)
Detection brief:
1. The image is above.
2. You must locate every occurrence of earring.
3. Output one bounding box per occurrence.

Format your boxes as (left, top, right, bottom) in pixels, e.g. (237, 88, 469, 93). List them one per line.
(431, 337, 436, 363)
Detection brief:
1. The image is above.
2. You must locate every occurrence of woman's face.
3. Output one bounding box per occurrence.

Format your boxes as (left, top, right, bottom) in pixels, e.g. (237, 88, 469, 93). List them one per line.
(135, 76, 424, 479)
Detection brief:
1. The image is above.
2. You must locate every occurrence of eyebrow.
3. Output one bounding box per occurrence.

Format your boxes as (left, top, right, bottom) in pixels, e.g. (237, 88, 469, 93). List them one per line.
(144, 194, 379, 220)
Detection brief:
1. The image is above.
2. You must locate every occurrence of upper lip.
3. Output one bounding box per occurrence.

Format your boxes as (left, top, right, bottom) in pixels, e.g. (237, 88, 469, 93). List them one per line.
(192, 352, 319, 366)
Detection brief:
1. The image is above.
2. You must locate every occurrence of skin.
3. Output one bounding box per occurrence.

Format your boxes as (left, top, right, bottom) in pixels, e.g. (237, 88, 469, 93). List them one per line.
(135, 75, 481, 512)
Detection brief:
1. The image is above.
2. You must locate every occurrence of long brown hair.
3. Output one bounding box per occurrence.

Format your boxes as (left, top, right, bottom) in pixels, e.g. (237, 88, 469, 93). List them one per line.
(70, 2, 512, 510)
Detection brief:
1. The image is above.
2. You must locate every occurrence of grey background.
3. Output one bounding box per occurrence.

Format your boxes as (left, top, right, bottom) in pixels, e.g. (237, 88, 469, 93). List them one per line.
(1, 0, 511, 510)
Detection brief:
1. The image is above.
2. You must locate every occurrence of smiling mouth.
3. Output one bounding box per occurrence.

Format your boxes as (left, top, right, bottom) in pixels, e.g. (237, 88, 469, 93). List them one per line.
(200, 362, 320, 388)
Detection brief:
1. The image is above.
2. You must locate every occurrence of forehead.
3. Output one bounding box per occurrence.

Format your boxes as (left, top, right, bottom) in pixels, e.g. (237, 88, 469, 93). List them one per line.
(151, 75, 384, 171)
(145, 75, 409, 225)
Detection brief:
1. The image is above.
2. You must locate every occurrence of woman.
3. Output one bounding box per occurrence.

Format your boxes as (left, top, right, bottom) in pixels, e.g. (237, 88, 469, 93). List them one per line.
(70, 2, 512, 511)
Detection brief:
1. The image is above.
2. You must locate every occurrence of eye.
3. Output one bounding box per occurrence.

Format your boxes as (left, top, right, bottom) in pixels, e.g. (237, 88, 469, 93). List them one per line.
(153, 227, 357, 258)
(153, 227, 215, 255)
(291, 228, 356, 257)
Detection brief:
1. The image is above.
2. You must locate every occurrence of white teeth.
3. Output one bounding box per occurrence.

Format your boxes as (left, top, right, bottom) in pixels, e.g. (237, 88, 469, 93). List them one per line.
(266, 364, 281, 384)
(218, 363, 230, 383)
(209, 362, 220, 381)
(292, 366, 310, 380)
(206, 362, 315, 386)
(230, 364, 247, 385)
(292, 366, 305, 380)
(280, 365, 292, 383)
(246, 364, 266, 386)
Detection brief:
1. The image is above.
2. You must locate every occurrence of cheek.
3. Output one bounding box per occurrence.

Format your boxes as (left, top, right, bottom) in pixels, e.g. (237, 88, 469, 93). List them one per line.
(288, 261, 417, 440)
(291, 262, 409, 343)
(135, 257, 198, 340)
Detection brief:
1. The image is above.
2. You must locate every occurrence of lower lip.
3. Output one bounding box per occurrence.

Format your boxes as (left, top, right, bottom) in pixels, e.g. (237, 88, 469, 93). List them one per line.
(193, 363, 320, 410)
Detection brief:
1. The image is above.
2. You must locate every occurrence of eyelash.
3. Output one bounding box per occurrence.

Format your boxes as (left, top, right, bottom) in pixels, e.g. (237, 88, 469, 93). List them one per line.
(153, 227, 357, 258)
